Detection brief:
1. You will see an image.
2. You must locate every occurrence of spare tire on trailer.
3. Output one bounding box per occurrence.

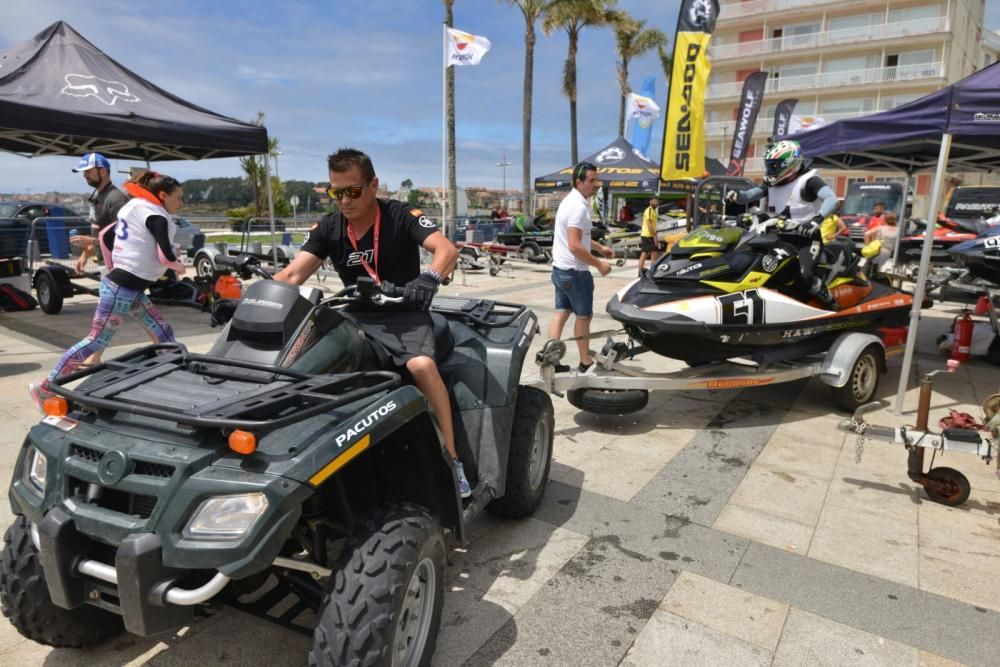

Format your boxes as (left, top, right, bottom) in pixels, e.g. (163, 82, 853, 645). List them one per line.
(567, 387, 648, 414)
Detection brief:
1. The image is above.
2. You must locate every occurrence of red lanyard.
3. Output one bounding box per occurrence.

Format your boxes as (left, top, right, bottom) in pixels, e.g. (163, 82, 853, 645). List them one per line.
(345, 206, 381, 284)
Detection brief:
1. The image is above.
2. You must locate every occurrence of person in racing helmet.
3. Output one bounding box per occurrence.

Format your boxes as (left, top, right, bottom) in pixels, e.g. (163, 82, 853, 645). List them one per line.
(727, 139, 841, 307)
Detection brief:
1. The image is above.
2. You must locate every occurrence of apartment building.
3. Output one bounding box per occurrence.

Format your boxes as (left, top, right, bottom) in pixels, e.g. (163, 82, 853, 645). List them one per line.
(706, 0, 992, 205)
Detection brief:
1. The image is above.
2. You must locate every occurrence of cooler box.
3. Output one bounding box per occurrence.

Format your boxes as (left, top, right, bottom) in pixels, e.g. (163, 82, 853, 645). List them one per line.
(45, 219, 69, 259)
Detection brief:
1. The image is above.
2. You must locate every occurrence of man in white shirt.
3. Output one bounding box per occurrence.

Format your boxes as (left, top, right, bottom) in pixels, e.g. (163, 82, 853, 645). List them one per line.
(548, 162, 616, 372)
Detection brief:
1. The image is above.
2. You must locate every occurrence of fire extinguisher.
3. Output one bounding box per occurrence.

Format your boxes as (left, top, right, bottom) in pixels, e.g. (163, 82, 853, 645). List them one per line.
(950, 309, 973, 363)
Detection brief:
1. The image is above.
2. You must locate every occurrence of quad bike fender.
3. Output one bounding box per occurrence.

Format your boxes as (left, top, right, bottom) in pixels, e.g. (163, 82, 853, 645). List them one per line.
(269, 385, 463, 539)
(818, 333, 886, 388)
(33, 263, 74, 296)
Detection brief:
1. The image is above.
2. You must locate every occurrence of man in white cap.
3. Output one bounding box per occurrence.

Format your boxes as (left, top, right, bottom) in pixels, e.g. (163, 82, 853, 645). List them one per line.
(72, 153, 128, 273)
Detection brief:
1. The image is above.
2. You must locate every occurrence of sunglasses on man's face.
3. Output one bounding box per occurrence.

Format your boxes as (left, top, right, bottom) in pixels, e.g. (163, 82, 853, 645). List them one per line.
(327, 182, 370, 200)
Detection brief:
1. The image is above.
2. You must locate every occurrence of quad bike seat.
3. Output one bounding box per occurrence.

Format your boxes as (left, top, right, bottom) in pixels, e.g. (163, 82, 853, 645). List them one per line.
(431, 312, 454, 364)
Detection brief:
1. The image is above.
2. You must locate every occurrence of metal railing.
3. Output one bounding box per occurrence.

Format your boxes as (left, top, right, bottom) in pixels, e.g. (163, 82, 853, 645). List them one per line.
(707, 62, 945, 98)
(711, 16, 949, 60)
(719, 0, 837, 20)
(704, 110, 865, 137)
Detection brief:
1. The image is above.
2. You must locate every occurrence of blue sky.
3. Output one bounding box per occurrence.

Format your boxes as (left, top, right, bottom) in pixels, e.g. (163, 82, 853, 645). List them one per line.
(2, 0, 679, 194)
(1, 0, 997, 195)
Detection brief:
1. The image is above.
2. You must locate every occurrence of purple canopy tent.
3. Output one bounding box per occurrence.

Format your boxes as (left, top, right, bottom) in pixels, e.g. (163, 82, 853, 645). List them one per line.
(791, 61, 1000, 414)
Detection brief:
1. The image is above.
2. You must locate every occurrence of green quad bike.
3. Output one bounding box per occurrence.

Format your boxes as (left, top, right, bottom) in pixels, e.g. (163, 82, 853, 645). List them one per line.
(2, 256, 554, 666)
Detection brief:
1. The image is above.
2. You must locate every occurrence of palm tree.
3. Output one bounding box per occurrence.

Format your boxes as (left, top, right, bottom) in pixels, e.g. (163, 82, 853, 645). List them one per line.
(611, 13, 667, 137)
(444, 0, 457, 239)
(542, 0, 617, 165)
(657, 44, 673, 90)
(503, 0, 556, 215)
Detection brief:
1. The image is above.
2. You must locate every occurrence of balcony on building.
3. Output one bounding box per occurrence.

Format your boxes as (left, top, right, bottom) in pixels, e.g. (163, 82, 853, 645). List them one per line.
(719, 0, 902, 22)
(707, 61, 945, 99)
(710, 15, 949, 61)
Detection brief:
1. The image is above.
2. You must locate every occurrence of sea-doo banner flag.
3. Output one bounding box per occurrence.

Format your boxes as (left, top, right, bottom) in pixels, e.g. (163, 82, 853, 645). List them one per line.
(726, 71, 767, 176)
(626, 92, 661, 126)
(790, 114, 826, 134)
(446, 28, 491, 66)
(660, 0, 719, 182)
(772, 98, 798, 139)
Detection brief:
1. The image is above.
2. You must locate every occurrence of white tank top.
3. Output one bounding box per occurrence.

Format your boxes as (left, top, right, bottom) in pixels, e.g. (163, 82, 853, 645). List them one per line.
(111, 199, 176, 281)
(765, 169, 822, 222)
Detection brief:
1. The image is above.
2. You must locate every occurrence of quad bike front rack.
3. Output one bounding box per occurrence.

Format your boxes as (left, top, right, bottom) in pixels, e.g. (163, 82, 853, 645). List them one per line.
(838, 369, 1000, 506)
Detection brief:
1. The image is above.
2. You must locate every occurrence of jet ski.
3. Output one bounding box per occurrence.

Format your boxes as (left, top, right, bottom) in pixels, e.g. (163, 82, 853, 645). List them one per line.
(897, 213, 1000, 268)
(607, 219, 914, 365)
(947, 226, 1000, 287)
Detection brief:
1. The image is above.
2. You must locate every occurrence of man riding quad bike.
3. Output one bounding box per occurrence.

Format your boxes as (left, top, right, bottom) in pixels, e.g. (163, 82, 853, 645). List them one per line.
(1, 254, 554, 666)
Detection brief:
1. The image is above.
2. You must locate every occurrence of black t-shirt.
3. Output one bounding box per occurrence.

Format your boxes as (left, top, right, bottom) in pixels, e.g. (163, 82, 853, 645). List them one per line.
(300, 198, 439, 287)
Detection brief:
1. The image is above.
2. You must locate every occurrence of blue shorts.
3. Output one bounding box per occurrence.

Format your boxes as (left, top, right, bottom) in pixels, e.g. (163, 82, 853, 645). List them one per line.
(552, 267, 594, 317)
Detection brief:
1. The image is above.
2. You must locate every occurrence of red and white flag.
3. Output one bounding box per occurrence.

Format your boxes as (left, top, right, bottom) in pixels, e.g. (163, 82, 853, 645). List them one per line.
(447, 27, 491, 66)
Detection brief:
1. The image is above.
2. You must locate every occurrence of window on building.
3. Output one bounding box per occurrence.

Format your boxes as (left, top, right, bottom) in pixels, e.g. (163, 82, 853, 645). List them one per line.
(827, 12, 883, 34)
(888, 4, 941, 23)
(847, 177, 867, 190)
(819, 97, 875, 116)
(897, 49, 936, 66)
(822, 54, 879, 74)
(879, 93, 921, 110)
(778, 61, 818, 79)
(781, 21, 821, 49)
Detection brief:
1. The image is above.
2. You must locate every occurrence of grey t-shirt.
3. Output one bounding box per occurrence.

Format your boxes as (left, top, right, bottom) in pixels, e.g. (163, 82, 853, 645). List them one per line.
(89, 183, 129, 234)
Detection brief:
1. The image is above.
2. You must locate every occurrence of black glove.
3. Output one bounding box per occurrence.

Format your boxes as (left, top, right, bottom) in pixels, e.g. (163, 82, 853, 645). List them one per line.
(403, 272, 440, 311)
(796, 215, 824, 238)
(210, 299, 239, 328)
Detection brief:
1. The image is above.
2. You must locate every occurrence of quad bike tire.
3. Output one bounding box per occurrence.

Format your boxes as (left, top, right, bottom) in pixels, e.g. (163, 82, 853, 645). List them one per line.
(488, 386, 554, 518)
(567, 387, 649, 415)
(831, 345, 881, 412)
(0, 517, 124, 647)
(36, 271, 63, 315)
(310, 503, 445, 667)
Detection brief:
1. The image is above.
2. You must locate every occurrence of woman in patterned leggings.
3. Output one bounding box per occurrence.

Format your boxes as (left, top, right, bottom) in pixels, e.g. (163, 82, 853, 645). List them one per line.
(29, 171, 185, 411)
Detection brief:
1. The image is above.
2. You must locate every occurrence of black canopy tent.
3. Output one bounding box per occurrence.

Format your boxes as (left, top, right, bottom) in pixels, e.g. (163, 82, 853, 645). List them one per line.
(534, 136, 726, 194)
(791, 61, 1000, 413)
(0, 21, 278, 256)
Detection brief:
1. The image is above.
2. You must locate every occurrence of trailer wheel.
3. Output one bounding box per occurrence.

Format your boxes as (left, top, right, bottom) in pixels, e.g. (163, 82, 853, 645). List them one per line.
(521, 241, 542, 260)
(194, 254, 215, 278)
(567, 387, 648, 415)
(831, 345, 880, 412)
(923, 467, 971, 507)
(36, 272, 63, 314)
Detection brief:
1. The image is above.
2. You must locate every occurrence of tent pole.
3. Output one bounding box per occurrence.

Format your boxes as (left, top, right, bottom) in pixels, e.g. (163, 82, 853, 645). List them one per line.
(263, 151, 278, 269)
(890, 170, 914, 267)
(892, 134, 952, 416)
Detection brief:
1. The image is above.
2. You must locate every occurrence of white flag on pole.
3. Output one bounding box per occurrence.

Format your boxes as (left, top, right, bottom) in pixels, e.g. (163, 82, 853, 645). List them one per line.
(446, 27, 491, 66)
(625, 92, 661, 128)
(789, 114, 827, 134)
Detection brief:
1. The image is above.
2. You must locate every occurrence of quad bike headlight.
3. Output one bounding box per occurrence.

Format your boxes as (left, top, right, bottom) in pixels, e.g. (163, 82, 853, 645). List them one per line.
(23, 446, 47, 494)
(184, 493, 268, 540)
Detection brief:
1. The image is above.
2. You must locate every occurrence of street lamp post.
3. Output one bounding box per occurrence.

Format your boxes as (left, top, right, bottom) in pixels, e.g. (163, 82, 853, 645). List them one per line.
(274, 151, 282, 181)
(496, 153, 512, 197)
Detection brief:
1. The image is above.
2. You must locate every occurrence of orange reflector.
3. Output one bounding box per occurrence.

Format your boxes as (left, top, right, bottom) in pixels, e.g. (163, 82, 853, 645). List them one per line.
(42, 396, 69, 417)
(228, 430, 257, 455)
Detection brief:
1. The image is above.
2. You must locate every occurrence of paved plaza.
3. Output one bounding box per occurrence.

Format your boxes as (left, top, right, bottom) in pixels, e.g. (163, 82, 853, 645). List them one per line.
(0, 261, 997, 666)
